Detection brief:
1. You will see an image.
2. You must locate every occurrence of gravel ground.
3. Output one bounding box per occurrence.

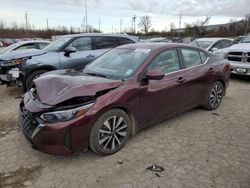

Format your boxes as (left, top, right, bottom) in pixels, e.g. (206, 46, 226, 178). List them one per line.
(0, 76, 250, 188)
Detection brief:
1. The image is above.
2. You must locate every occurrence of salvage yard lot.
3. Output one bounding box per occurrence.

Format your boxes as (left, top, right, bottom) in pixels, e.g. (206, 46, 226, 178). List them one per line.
(0, 77, 250, 188)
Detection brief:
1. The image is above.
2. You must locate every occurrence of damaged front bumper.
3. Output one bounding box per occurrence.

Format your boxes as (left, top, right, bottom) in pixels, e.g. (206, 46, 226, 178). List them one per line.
(19, 92, 96, 155)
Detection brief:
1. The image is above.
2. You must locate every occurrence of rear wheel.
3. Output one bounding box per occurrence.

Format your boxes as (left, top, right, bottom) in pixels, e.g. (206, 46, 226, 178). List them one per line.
(89, 109, 131, 155)
(203, 81, 224, 110)
(25, 70, 48, 90)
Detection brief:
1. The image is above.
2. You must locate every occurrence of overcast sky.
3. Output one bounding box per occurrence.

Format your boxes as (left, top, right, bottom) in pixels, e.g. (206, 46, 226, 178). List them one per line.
(0, 0, 249, 32)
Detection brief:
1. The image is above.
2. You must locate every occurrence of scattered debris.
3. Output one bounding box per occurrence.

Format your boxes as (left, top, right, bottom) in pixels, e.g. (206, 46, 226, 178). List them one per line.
(211, 112, 221, 116)
(146, 165, 165, 173)
(117, 160, 123, 165)
(155, 173, 161, 177)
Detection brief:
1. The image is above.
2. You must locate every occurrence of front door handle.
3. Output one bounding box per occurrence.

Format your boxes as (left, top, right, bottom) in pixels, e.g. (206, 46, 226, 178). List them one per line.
(177, 77, 185, 84)
(87, 54, 95, 58)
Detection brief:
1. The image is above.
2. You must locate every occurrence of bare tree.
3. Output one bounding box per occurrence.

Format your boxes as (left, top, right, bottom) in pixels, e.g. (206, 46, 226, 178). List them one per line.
(169, 22, 176, 31)
(138, 16, 151, 33)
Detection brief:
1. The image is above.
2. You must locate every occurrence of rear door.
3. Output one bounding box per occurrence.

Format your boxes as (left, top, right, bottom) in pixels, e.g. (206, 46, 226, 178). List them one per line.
(178, 48, 214, 106)
(59, 37, 95, 69)
(139, 49, 188, 125)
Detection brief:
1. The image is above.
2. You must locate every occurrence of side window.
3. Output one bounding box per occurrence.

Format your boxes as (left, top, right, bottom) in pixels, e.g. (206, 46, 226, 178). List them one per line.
(148, 50, 180, 74)
(94, 37, 120, 49)
(181, 48, 202, 68)
(14, 43, 36, 51)
(118, 37, 134, 45)
(221, 40, 232, 48)
(68, 37, 92, 51)
(212, 42, 222, 49)
(199, 51, 208, 63)
(38, 43, 49, 49)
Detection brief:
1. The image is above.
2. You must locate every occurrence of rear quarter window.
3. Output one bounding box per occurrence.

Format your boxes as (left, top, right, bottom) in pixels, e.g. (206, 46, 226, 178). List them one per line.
(94, 37, 120, 49)
(118, 37, 134, 45)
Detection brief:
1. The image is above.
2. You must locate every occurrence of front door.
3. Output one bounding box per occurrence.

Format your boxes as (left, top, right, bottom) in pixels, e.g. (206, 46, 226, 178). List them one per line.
(139, 49, 188, 125)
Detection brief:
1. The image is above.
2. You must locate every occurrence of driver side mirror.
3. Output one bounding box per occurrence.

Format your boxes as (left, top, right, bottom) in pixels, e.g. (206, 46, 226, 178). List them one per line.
(145, 70, 165, 80)
(64, 47, 76, 57)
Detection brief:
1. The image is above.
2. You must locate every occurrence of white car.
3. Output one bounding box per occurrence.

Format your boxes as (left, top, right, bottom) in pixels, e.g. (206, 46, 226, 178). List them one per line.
(223, 34, 250, 76)
(191, 38, 233, 53)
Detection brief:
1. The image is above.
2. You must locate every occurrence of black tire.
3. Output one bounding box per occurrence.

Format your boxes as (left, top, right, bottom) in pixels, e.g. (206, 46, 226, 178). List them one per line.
(203, 81, 224, 110)
(25, 70, 48, 90)
(89, 109, 131, 155)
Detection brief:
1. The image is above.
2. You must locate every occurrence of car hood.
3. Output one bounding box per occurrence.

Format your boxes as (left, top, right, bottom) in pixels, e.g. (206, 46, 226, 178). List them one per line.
(0, 49, 46, 61)
(33, 69, 123, 106)
(227, 43, 250, 52)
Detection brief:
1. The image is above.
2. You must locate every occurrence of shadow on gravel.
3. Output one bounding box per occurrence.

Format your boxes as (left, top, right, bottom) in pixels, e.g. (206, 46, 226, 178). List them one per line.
(230, 74, 250, 82)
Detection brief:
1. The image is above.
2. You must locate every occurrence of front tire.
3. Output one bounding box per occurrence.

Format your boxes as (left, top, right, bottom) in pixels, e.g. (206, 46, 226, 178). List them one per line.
(203, 81, 224, 110)
(89, 109, 131, 155)
(25, 70, 48, 90)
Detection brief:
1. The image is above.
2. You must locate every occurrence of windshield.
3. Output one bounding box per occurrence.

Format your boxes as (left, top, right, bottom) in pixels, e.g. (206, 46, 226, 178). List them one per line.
(44, 37, 71, 52)
(191, 41, 213, 49)
(0, 43, 19, 54)
(241, 34, 250, 43)
(83, 48, 150, 79)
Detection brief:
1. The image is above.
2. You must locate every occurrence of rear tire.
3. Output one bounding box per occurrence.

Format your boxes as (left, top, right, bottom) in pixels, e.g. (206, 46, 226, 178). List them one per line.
(89, 109, 131, 155)
(25, 70, 48, 91)
(203, 81, 224, 110)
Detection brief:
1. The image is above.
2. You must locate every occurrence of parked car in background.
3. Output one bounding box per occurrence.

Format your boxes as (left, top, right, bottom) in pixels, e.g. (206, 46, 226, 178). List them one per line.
(0, 40, 51, 54)
(1, 38, 14, 46)
(223, 33, 250, 76)
(0, 33, 138, 89)
(19, 43, 231, 155)
(232, 36, 245, 44)
(191, 38, 233, 53)
(140, 37, 172, 43)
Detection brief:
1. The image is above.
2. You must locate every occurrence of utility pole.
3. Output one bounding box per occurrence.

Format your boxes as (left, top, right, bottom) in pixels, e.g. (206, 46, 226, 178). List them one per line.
(46, 19, 49, 30)
(85, 0, 88, 33)
(178, 12, 182, 39)
(132, 15, 136, 33)
(25, 11, 28, 30)
(245, 14, 250, 35)
(98, 18, 101, 32)
(112, 25, 114, 33)
(120, 17, 123, 33)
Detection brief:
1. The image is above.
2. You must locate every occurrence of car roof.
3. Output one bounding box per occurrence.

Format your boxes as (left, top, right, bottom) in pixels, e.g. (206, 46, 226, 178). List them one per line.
(195, 38, 232, 42)
(16, 40, 51, 44)
(117, 43, 196, 51)
(61, 33, 138, 41)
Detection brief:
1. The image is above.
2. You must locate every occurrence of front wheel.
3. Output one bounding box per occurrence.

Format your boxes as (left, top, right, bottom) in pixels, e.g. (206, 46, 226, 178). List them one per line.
(25, 70, 48, 91)
(203, 81, 224, 110)
(89, 109, 131, 155)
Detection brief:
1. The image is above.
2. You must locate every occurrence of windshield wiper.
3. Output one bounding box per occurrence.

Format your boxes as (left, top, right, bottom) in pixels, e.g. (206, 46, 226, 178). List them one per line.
(84, 72, 106, 78)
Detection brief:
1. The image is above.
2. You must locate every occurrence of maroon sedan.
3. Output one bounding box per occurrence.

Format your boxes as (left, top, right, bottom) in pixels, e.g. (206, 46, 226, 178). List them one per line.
(19, 43, 231, 155)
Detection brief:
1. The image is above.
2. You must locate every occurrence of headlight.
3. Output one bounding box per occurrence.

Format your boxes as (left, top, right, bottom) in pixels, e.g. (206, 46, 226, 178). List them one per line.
(40, 103, 94, 123)
(2, 58, 26, 66)
(223, 52, 228, 59)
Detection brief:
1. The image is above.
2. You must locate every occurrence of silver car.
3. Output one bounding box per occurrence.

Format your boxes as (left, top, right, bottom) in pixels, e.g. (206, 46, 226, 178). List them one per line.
(0, 40, 51, 54)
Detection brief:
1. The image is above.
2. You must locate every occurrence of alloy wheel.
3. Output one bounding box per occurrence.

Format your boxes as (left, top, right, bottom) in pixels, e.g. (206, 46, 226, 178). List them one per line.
(98, 116, 128, 151)
(210, 83, 223, 107)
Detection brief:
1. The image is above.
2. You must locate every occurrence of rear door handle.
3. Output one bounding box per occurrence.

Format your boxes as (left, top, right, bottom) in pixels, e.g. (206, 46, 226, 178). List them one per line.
(209, 68, 214, 72)
(177, 77, 185, 84)
(87, 54, 95, 58)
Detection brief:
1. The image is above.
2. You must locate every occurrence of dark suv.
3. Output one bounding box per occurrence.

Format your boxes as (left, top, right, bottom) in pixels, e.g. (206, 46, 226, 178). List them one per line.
(0, 33, 137, 89)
